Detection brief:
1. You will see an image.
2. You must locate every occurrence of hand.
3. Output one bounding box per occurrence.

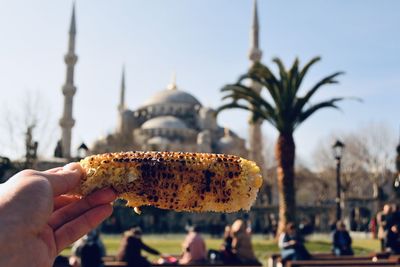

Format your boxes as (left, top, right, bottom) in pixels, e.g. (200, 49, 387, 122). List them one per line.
(289, 240, 297, 245)
(0, 163, 117, 267)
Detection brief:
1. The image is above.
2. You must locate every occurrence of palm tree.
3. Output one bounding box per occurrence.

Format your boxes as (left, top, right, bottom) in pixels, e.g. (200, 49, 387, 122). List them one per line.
(217, 57, 346, 234)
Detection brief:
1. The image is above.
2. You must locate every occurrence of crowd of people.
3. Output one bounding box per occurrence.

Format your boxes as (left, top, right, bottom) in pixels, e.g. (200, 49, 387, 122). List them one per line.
(68, 219, 360, 267)
(278, 220, 355, 263)
(37, 201, 400, 267)
(71, 212, 400, 267)
(69, 218, 261, 267)
(276, 202, 400, 264)
(2, 166, 400, 267)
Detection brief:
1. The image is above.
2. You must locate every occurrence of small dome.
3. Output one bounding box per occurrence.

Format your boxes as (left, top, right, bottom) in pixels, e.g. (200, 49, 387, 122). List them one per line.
(142, 89, 201, 107)
(141, 116, 188, 130)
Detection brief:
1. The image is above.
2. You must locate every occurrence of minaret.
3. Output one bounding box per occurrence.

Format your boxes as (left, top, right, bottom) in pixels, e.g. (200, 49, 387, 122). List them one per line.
(117, 66, 126, 133)
(248, 0, 262, 64)
(118, 66, 126, 114)
(59, 3, 78, 158)
(248, 0, 266, 177)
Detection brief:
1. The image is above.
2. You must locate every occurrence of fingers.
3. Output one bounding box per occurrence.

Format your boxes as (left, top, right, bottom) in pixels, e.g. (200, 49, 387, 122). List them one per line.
(53, 195, 81, 211)
(55, 203, 113, 253)
(40, 163, 84, 196)
(48, 188, 116, 230)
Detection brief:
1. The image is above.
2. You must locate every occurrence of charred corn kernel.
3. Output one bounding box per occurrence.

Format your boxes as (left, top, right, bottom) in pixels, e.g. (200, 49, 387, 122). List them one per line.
(74, 151, 263, 212)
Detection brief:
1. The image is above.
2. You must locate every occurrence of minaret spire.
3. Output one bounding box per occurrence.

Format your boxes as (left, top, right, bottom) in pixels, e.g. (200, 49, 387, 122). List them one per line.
(248, 0, 262, 63)
(59, 3, 78, 158)
(118, 65, 126, 113)
(247, 0, 266, 193)
(69, 2, 76, 35)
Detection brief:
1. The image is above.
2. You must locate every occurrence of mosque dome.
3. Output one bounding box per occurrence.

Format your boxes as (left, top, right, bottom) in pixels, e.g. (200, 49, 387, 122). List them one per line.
(142, 89, 201, 107)
(141, 116, 188, 130)
(142, 76, 201, 107)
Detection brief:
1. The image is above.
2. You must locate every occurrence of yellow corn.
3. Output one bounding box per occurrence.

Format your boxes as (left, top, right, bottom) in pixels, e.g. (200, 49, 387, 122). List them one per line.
(75, 151, 263, 212)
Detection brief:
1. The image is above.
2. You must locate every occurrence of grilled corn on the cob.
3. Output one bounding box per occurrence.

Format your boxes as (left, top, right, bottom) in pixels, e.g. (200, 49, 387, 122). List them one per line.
(74, 151, 263, 212)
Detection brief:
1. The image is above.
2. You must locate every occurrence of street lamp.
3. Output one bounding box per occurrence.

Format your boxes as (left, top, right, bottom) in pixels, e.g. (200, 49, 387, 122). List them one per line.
(393, 144, 400, 197)
(332, 140, 345, 221)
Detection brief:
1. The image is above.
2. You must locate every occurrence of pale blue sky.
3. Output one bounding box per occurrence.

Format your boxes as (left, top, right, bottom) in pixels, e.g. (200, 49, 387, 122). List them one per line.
(0, 0, 399, 166)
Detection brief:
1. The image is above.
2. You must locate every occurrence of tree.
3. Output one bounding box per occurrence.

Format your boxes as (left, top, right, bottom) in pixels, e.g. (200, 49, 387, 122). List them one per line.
(0, 90, 56, 160)
(313, 123, 397, 202)
(217, 57, 346, 234)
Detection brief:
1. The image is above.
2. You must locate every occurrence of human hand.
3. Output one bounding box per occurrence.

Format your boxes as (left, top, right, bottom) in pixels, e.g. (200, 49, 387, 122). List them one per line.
(0, 163, 117, 267)
(289, 240, 297, 245)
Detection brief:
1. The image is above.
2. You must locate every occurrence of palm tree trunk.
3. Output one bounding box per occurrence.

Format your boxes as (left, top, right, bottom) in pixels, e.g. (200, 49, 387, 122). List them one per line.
(275, 132, 296, 236)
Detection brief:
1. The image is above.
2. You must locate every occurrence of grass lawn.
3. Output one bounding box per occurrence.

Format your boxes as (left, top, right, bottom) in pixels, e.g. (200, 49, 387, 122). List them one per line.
(61, 234, 380, 266)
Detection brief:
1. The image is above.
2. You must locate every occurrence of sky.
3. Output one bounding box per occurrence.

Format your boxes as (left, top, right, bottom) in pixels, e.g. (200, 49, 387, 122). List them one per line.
(0, 0, 399, 167)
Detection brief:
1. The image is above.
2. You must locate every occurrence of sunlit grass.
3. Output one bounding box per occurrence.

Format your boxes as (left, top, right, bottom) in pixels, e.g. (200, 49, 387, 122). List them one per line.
(61, 234, 380, 266)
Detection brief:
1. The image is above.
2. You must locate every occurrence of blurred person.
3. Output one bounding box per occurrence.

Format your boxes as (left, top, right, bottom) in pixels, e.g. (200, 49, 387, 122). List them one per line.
(391, 204, 400, 228)
(386, 224, 400, 254)
(117, 227, 160, 267)
(299, 218, 314, 236)
(377, 204, 393, 251)
(70, 228, 106, 267)
(220, 225, 236, 263)
(208, 225, 236, 264)
(278, 222, 311, 262)
(0, 164, 116, 267)
(179, 225, 207, 265)
(53, 255, 70, 267)
(332, 221, 353, 256)
(231, 219, 260, 265)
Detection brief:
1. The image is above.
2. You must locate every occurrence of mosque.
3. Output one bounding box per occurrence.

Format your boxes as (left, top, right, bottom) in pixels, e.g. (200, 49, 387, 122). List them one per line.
(49, 1, 276, 232)
(57, 3, 266, 171)
(90, 73, 248, 157)
(57, 2, 266, 179)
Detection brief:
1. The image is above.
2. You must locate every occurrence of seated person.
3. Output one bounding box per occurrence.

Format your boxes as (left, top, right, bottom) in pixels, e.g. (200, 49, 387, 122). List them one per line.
(70, 229, 106, 267)
(231, 219, 261, 265)
(278, 222, 311, 261)
(179, 225, 207, 264)
(332, 221, 353, 256)
(117, 227, 160, 267)
(386, 224, 400, 254)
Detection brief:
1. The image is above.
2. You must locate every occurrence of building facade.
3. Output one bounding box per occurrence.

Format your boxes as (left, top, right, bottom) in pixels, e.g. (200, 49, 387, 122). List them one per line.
(91, 75, 248, 158)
